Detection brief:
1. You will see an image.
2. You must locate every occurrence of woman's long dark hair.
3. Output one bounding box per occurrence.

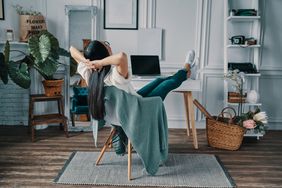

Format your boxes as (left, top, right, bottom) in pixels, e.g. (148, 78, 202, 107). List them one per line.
(84, 40, 111, 120)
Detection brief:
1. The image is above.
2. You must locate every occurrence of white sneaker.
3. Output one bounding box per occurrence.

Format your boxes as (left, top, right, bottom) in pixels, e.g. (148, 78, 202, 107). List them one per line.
(184, 50, 196, 67)
(184, 50, 199, 80)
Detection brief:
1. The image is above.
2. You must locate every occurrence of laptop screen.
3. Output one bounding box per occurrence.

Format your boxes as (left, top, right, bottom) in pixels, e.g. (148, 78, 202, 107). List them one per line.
(130, 55, 161, 76)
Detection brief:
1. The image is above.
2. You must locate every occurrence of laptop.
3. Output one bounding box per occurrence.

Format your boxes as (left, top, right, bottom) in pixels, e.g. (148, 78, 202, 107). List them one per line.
(130, 55, 161, 77)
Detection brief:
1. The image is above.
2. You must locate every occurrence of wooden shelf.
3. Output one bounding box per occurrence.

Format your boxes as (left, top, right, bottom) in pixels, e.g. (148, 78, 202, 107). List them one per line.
(227, 44, 261, 48)
(227, 102, 262, 106)
(245, 73, 261, 77)
(227, 16, 260, 21)
(244, 129, 264, 139)
(33, 114, 67, 124)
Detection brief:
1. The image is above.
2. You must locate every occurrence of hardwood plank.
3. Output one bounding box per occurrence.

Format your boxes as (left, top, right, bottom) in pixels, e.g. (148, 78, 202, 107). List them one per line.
(0, 126, 282, 188)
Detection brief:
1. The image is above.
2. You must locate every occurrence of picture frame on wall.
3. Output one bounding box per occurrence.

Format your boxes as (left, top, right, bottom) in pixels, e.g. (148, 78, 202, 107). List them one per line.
(0, 0, 4, 20)
(104, 0, 138, 30)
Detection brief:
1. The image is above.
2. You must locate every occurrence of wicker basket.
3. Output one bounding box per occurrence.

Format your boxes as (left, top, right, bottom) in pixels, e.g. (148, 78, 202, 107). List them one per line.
(206, 107, 246, 150)
(42, 79, 63, 97)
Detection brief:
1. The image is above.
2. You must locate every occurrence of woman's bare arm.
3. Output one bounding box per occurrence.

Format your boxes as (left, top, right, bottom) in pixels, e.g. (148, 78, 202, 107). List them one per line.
(91, 52, 129, 78)
(70, 46, 128, 78)
(69, 46, 88, 64)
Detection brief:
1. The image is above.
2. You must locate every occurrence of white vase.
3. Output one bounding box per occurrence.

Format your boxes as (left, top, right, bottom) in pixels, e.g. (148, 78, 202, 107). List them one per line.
(246, 90, 259, 104)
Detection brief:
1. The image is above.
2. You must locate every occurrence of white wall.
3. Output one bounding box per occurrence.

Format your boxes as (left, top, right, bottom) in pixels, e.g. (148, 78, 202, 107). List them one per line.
(259, 0, 282, 129)
(1, 0, 282, 129)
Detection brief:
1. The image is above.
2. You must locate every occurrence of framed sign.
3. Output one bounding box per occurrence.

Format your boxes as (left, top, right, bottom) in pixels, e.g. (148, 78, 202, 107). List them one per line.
(0, 0, 4, 20)
(104, 0, 138, 30)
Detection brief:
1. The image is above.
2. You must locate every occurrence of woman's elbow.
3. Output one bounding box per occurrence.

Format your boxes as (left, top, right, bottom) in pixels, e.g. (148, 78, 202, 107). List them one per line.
(117, 52, 128, 65)
(118, 52, 127, 60)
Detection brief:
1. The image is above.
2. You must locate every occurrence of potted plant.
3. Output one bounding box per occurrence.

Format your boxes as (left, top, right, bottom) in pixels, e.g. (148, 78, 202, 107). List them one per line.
(0, 30, 77, 96)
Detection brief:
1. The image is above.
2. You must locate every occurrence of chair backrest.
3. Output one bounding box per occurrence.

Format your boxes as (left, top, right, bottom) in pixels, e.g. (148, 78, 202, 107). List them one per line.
(73, 87, 88, 106)
(103, 86, 164, 126)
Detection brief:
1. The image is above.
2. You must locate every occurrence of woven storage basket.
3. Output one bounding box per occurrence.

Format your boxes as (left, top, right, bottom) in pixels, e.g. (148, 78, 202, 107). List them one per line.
(206, 107, 246, 151)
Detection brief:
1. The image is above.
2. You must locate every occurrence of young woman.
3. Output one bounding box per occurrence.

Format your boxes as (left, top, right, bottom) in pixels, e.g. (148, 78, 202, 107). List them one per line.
(70, 40, 197, 121)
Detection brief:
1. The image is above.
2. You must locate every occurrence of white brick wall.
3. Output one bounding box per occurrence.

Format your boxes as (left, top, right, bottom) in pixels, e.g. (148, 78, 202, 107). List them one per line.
(0, 79, 30, 125)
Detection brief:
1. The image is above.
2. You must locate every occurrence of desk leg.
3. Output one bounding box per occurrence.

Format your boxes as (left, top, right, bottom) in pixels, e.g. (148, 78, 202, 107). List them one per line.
(91, 118, 98, 147)
(128, 140, 132, 181)
(183, 93, 190, 136)
(57, 100, 63, 130)
(29, 98, 35, 142)
(187, 91, 198, 149)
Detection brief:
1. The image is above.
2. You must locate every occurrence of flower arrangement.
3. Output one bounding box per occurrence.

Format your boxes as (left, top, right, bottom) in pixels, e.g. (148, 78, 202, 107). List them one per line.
(238, 108, 268, 134)
(12, 4, 42, 15)
(224, 69, 245, 115)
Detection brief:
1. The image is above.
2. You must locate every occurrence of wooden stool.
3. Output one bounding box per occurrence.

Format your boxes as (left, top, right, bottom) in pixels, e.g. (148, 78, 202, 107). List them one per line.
(28, 94, 68, 142)
(96, 128, 133, 181)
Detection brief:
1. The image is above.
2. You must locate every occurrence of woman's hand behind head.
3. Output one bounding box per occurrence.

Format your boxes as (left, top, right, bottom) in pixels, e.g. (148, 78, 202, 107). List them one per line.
(85, 60, 103, 72)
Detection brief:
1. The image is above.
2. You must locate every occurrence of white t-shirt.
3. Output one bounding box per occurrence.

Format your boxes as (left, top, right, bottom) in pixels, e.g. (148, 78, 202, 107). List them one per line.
(77, 62, 140, 96)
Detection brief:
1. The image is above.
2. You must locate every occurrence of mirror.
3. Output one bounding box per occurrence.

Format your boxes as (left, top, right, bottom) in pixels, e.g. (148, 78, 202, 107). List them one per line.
(65, 5, 98, 131)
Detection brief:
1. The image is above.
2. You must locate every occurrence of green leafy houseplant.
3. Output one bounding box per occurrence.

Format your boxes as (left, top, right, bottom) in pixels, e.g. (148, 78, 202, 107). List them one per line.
(0, 30, 77, 89)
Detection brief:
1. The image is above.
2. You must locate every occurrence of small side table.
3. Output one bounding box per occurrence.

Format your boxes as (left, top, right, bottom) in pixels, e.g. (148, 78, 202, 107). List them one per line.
(28, 94, 68, 142)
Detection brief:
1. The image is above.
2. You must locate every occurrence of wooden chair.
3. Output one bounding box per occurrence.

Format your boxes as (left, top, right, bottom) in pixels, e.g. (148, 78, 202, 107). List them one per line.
(96, 128, 133, 181)
(94, 86, 168, 181)
(70, 87, 90, 127)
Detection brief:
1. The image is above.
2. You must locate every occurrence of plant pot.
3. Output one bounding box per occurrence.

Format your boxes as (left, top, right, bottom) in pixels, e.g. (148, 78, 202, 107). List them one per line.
(42, 79, 64, 97)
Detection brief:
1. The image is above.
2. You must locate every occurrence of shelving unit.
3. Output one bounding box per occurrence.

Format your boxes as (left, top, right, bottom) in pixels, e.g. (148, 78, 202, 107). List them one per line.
(224, 0, 263, 138)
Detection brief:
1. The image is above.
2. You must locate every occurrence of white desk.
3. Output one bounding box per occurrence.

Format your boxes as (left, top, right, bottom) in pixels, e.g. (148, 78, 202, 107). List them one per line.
(131, 78, 201, 149)
(91, 78, 201, 149)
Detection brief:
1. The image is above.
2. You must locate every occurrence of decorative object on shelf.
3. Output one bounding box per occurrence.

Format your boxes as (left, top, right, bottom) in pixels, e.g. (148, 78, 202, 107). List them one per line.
(228, 62, 258, 74)
(0, 0, 4, 20)
(229, 9, 236, 16)
(230, 35, 245, 45)
(246, 90, 260, 104)
(0, 31, 77, 95)
(104, 0, 138, 30)
(228, 92, 247, 103)
(13, 4, 47, 42)
(6, 29, 14, 41)
(224, 69, 245, 115)
(234, 9, 257, 16)
(229, 35, 258, 46)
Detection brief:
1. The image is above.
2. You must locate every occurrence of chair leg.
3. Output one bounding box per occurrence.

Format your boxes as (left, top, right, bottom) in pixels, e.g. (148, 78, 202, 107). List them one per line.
(128, 140, 132, 181)
(70, 112, 75, 127)
(64, 119, 69, 138)
(31, 125, 35, 142)
(87, 113, 91, 121)
(96, 128, 116, 165)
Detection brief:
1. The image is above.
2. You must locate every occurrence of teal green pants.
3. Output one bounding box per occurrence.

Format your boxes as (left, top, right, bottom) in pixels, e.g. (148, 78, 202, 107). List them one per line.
(137, 69, 187, 100)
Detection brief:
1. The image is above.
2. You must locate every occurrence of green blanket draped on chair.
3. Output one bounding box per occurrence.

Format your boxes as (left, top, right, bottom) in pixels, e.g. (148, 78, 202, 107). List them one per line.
(104, 86, 168, 175)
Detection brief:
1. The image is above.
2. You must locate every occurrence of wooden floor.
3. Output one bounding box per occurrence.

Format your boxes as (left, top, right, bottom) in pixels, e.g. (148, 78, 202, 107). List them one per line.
(0, 126, 282, 188)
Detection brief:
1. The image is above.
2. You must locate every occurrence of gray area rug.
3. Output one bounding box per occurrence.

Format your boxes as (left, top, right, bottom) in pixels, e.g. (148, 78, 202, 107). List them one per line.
(54, 151, 236, 187)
